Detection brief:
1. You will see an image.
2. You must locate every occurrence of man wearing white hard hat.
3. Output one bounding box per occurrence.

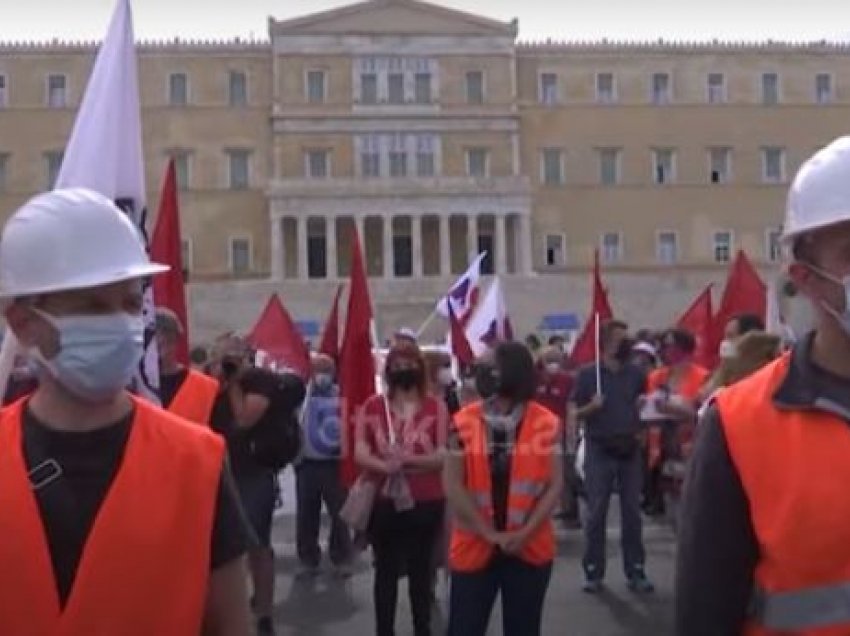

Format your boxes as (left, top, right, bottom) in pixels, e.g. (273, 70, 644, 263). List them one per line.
(677, 137, 850, 635)
(0, 189, 253, 634)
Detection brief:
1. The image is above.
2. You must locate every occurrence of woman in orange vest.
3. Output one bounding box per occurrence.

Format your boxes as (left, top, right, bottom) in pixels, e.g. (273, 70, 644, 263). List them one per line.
(0, 190, 254, 635)
(444, 342, 563, 636)
(155, 307, 220, 425)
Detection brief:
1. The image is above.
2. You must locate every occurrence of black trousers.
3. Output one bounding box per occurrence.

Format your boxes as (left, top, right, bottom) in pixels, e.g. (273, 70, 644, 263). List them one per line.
(368, 499, 444, 636)
(295, 460, 352, 567)
(448, 555, 553, 636)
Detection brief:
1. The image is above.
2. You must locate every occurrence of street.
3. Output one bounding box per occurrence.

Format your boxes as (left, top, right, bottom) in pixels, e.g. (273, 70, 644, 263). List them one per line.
(269, 473, 675, 635)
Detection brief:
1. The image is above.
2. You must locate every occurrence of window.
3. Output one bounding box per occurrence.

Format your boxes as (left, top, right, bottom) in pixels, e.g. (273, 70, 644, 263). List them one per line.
(227, 150, 250, 189)
(596, 72, 615, 104)
(708, 147, 731, 184)
(541, 148, 564, 185)
(229, 237, 252, 274)
(0, 153, 8, 191)
(228, 71, 247, 106)
(601, 232, 622, 264)
(388, 73, 404, 104)
(762, 147, 786, 183)
(479, 235, 495, 275)
(45, 151, 63, 189)
(707, 73, 726, 104)
(168, 72, 188, 106)
(414, 72, 432, 104)
(652, 72, 671, 104)
(388, 135, 408, 178)
(713, 231, 732, 263)
(181, 239, 193, 273)
(466, 70, 484, 105)
(598, 148, 620, 185)
(545, 234, 565, 267)
(0, 75, 6, 108)
(766, 228, 783, 262)
(416, 135, 436, 177)
(306, 149, 330, 179)
(816, 73, 833, 104)
(539, 72, 558, 105)
(171, 152, 191, 190)
(466, 148, 488, 178)
(762, 73, 779, 105)
(656, 231, 678, 264)
(359, 135, 381, 178)
(652, 149, 676, 184)
(360, 73, 378, 104)
(47, 74, 66, 108)
(306, 70, 326, 104)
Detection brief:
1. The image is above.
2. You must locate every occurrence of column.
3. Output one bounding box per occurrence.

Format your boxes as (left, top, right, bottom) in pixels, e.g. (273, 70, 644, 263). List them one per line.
(519, 213, 534, 275)
(296, 215, 308, 281)
(355, 216, 366, 275)
(270, 216, 284, 281)
(325, 216, 337, 279)
(383, 216, 394, 278)
(495, 213, 508, 275)
(411, 214, 423, 278)
(439, 214, 451, 276)
(467, 214, 478, 261)
(511, 132, 521, 176)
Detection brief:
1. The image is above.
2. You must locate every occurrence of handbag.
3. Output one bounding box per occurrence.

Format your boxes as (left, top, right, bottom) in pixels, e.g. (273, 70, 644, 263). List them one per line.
(339, 474, 378, 532)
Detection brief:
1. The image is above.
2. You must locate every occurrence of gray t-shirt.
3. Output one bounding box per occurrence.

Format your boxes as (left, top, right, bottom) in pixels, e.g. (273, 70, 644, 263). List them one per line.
(573, 362, 647, 440)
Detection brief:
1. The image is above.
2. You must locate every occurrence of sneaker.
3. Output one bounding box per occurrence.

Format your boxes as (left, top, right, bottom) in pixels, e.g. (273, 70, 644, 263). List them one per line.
(627, 574, 655, 594)
(256, 616, 276, 636)
(582, 579, 604, 594)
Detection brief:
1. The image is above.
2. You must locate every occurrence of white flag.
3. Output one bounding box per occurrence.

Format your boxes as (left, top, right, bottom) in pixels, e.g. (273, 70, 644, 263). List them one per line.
(464, 277, 514, 357)
(56, 0, 160, 402)
(436, 252, 486, 321)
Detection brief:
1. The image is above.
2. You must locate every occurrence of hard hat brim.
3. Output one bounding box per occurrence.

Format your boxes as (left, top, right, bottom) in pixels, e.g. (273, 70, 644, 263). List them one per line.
(0, 262, 170, 298)
(782, 215, 850, 243)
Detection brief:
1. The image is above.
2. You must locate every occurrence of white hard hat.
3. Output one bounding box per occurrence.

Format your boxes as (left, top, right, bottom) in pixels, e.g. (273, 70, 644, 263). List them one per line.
(0, 188, 168, 297)
(784, 136, 850, 243)
(394, 327, 418, 342)
(632, 341, 657, 358)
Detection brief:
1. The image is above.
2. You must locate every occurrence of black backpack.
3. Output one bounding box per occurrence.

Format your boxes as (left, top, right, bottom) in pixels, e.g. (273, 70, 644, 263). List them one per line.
(248, 372, 306, 471)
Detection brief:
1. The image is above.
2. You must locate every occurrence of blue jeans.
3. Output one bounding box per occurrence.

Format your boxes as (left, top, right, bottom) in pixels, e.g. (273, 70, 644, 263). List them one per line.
(448, 555, 552, 636)
(582, 439, 646, 581)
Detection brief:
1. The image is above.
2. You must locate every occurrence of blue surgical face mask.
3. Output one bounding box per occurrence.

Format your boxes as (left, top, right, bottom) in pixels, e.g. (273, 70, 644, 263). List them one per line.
(33, 310, 145, 404)
(313, 373, 333, 390)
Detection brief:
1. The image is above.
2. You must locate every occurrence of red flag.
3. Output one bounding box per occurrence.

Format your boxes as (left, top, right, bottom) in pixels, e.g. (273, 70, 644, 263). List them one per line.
(569, 250, 614, 367)
(150, 159, 189, 365)
(710, 250, 767, 367)
(246, 294, 310, 379)
(448, 303, 475, 366)
(676, 284, 714, 369)
(318, 285, 344, 361)
(339, 230, 376, 486)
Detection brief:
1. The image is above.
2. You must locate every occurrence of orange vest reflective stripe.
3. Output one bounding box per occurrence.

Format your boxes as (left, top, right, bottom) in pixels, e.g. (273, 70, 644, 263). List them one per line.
(0, 397, 224, 636)
(449, 400, 558, 573)
(168, 369, 219, 426)
(716, 354, 850, 635)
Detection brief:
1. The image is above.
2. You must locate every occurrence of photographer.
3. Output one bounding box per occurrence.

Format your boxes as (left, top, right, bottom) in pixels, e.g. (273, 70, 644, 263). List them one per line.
(211, 348, 306, 636)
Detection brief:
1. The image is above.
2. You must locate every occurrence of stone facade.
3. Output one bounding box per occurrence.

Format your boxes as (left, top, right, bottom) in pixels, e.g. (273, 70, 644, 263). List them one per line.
(0, 0, 847, 343)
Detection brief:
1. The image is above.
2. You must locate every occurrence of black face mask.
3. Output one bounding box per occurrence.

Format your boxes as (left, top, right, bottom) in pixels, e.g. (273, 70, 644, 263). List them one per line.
(615, 338, 634, 363)
(388, 368, 422, 391)
(474, 365, 499, 399)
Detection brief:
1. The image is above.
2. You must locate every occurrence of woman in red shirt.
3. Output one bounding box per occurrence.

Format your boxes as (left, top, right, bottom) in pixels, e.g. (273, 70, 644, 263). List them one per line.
(355, 344, 447, 636)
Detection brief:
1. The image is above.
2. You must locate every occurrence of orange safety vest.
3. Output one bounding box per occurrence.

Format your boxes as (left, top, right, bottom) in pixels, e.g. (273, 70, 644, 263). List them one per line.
(449, 400, 559, 573)
(0, 397, 224, 636)
(716, 354, 850, 635)
(167, 368, 220, 426)
(646, 363, 708, 470)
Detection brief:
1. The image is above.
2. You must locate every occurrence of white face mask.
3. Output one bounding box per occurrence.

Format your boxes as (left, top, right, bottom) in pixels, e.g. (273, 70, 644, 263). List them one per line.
(438, 367, 454, 387)
(33, 310, 144, 404)
(718, 339, 738, 359)
(545, 362, 561, 374)
(806, 263, 850, 336)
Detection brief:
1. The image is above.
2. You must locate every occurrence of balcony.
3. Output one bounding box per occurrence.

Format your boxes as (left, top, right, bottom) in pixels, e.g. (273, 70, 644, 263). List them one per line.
(267, 175, 531, 200)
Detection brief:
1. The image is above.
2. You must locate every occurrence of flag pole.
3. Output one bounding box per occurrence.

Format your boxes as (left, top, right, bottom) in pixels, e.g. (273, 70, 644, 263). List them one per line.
(594, 312, 602, 395)
(415, 308, 438, 339)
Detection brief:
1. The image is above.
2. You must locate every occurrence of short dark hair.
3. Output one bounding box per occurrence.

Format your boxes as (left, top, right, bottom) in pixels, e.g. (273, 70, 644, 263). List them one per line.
(525, 333, 542, 350)
(732, 313, 764, 336)
(664, 328, 696, 354)
(494, 341, 537, 403)
(600, 319, 628, 344)
(547, 334, 566, 345)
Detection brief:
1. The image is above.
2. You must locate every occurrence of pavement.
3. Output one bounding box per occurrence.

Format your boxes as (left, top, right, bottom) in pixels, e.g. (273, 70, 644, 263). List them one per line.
(267, 471, 675, 636)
